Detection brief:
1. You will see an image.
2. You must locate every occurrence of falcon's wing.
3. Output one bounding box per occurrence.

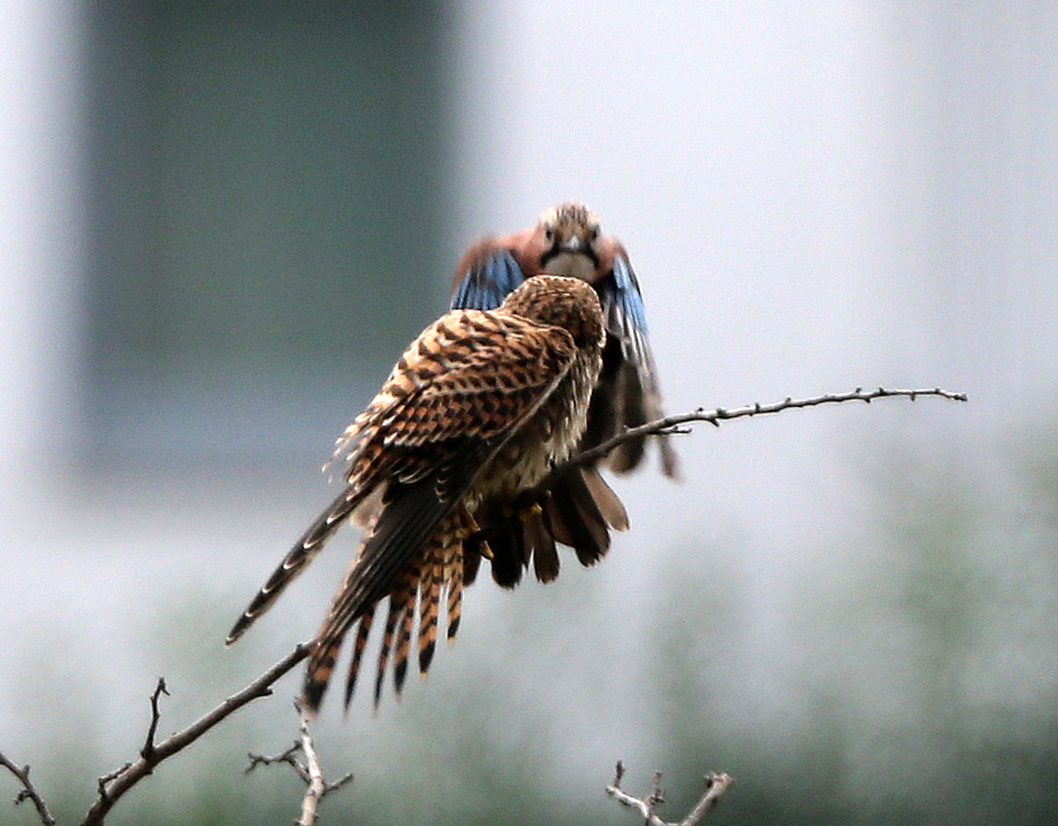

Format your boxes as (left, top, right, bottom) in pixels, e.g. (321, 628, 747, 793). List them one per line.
(228, 308, 580, 707)
(302, 308, 582, 709)
(588, 253, 679, 477)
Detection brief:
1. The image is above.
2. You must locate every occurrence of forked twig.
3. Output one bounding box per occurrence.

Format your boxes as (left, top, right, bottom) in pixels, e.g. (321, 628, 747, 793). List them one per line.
(606, 761, 732, 826)
(80, 642, 312, 826)
(245, 704, 353, 825)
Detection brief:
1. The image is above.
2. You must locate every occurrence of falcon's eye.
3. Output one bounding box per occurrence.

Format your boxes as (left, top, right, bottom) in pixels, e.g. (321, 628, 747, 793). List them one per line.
(544, 227, 556, 242)
(587, 226, 599, 242)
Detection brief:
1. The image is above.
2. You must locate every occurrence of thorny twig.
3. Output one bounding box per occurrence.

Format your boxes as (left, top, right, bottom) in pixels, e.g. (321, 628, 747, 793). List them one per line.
(141, 678, 170, 760)
(551, 386, 967, 481)
(246, 741, 309, 782)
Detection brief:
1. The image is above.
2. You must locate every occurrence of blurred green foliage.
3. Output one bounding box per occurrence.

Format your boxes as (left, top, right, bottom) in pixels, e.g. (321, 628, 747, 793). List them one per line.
(7, 426, 1058, 825)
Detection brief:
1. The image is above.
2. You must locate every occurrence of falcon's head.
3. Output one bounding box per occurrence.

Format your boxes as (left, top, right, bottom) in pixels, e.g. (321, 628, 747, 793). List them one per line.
(501, 275, 605, 351)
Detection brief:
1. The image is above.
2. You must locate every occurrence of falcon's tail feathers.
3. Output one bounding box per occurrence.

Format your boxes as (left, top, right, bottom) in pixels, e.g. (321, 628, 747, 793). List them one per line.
(342, 605, 375, 709)
(226, 485, 371, 646)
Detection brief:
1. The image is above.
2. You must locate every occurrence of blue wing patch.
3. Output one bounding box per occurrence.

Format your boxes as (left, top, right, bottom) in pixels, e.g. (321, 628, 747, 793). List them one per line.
(451, 249, 526, 311)
(604, 254, 649, 334)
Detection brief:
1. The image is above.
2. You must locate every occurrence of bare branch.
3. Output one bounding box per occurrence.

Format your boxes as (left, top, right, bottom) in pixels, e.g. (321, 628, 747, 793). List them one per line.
(95, 764, 131, 800)
(0, 751, 57, 826)
(298, 708, 325, 825)
(552, 386, 968, 480)
(246, 741, 310, 784)
(297, 706, 351, 826)
(141, 678, 169, 760)
(1, 385, 964, 825)
(79, 641, 312, 826)
(245, 704, 353, 825)
(606, 761, 732, 826)
(681, 773, 732, 825)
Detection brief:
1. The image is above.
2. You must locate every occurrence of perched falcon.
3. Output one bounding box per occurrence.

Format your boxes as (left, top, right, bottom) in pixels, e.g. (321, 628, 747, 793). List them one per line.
(452, 202, 677, 477)
(227, 276, 622, 712)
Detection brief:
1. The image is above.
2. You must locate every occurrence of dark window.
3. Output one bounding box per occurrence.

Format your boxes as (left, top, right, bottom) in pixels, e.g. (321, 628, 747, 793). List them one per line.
(84, 1, 453, 465)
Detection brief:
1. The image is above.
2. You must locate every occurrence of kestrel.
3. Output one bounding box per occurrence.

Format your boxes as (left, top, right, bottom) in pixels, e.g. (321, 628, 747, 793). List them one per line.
(227, 276, 619, 711)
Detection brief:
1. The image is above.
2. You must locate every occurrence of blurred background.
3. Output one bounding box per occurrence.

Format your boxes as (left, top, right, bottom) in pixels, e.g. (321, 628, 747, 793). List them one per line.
(2, 2, 1056, 824)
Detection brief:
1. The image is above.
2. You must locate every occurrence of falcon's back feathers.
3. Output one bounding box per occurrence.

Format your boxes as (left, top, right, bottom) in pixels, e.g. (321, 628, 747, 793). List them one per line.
(228, 276, 612, 711)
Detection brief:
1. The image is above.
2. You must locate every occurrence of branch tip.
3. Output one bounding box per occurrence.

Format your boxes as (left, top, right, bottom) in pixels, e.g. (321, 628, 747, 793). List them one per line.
(0, 751, 57, 826)
(606, 763, 732, 826)
(142, 677, 170, 759)
(549, 385, 967, 482)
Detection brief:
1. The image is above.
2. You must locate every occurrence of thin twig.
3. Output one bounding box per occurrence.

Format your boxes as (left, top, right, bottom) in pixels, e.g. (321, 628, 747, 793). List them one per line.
(245, 704, 352, 825)
(95, 763, 131, 800)
(606, 761, 732, 826)
(550, 386, 968, 482)
(0, 751, 57, 826)
(79, 641, 312, 826)
(297, 707, 327, 826)
(246, 741, 309, 783)
(141, 678, 169, 760)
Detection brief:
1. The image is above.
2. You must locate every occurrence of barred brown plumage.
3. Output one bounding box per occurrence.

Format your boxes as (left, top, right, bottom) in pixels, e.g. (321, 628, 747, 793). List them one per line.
(227, 275, 629, 712)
